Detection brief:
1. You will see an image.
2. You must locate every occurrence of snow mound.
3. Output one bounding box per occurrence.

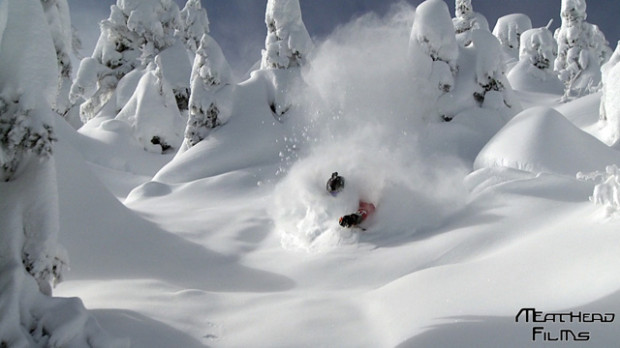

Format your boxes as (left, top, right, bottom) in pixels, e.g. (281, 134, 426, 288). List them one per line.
(76, 117, 173, 177)
(475, 107, 620, 176)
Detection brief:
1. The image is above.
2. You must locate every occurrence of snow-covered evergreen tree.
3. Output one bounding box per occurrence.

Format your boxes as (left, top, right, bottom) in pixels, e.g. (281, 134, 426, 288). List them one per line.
(69, 0, 182, 122)
(599, 42, 620, 146)
(116, 57, 185, 153)
(185, 34, 234, 148)
(408, 0, 458, 121)
(492, 13, 532, 64)
(409, 0, 518, 121)
(261, 0, 313, 70)
(157, 39, 193, 112)
(554, 0, 611, 99)
(0, 0, 121, 345)
(260, 0, 313, 118)
(452, 0, 489, 45)
(0, 1, 57, 183)
(507, 26, 564, 94)
(40, 0, 74, 120)
(179, 0, 210, 54)
(469, 29, 516, 110)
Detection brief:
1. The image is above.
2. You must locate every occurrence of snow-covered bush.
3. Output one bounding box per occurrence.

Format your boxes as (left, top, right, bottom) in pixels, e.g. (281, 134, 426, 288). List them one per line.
(0, 0, 120, 345)
(179, 0, 210, 54)
(492, 13, 532, 63)
(452, 0, 489, 46)
(507, 26, 564, 94)
(116, 57, 185, 153)
(408, 0, 458, 121)
(185, 34, 234, 147)
(554, 0, 611, 99)
(578, 165, 620, 214)
(260, 0, 313, 118)
(599, 42, 620, 146)
(69, 0, 182, 122)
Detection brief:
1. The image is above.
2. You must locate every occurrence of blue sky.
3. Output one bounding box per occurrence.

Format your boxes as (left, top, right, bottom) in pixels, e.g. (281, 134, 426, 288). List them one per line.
(68, 0, 620, 77)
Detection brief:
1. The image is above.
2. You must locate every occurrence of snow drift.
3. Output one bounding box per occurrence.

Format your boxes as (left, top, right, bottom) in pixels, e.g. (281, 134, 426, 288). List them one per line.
(475, 106, 620, 176)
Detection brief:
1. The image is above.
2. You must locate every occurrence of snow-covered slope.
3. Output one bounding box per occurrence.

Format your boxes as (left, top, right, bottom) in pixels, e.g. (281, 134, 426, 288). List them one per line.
(47, 2, 620, 348)
(56, 94, 620, 347)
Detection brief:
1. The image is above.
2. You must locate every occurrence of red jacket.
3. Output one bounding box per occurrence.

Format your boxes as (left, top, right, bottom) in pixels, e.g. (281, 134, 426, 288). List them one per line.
(357, 201, 376, 222)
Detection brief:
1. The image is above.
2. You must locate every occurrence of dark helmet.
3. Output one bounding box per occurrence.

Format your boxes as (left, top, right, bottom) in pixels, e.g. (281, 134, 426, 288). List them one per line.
(326, 172, 345, 196)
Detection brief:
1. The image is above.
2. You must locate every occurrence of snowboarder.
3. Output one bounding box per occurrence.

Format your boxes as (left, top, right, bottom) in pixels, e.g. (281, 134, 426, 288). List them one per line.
(325, 172, 376, 228)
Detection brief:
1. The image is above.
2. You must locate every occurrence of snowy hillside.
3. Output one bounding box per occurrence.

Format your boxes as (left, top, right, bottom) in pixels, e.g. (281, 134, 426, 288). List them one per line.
(3, 0, 620, 347)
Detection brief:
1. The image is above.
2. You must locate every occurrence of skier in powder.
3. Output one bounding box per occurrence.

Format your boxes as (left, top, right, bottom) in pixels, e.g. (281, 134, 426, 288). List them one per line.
(326, 172, 376, 228)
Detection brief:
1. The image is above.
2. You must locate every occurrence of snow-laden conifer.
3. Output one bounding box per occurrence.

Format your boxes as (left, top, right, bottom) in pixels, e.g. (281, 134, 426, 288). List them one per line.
(261, 0, 313, 70)
(554, 0, 611, 99)
(507, 25, 564, 94)
(0, 0, 122, 346)
(40, 0, 74, 120)
(452, 0, 489, 45)
(69, 0, 182, 122)
(408, 0, 458, 121)
(410, 0, 518, 121)
(598, 42, 620, 146)
(157, 39, 193, 111)
(0, 0, 58, 182)
(259, 0, 313, 118)
(179, 0, 210, 54)
(116, 57, 185, 153)
(492, 14, 532, 63)
(469, 29, 515, 110)
(185, 34, 234, 148)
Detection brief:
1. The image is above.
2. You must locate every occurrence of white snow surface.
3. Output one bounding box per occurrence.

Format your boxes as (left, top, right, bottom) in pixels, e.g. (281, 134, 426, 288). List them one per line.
(43, 2, 620, 348)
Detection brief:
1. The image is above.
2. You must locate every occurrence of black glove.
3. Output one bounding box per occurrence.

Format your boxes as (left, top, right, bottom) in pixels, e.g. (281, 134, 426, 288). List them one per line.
(339, 213, 362, 227)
